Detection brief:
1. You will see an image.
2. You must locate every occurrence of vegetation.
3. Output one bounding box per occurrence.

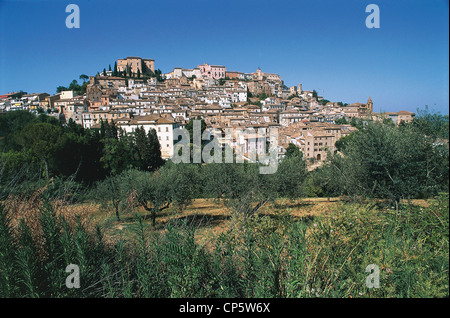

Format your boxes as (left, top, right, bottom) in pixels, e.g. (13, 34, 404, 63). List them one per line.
(408, 106, 449, 140)
(319, 99, 330, 106)
(0, 112, 164, 185)
(257, 93, 269, 100)
(311, 123, 447, 207)
(334, 117, 348, 125)
(0, 188, 447, 297)
(0, 107, 448, 298)
(247, 100, 262, 107)
(56, 75, 88, 95)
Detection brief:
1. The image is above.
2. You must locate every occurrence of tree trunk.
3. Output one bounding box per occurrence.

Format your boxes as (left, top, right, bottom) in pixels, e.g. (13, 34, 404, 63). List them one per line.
(141, 201, 152, 221)
(151, 210, 156, 228)
(43, 159, 49, 181)
(251, 200, 267, 216)
(395, 199, 400, 219)
(114, 203, 120, 221)
(141, 201, 170, 227)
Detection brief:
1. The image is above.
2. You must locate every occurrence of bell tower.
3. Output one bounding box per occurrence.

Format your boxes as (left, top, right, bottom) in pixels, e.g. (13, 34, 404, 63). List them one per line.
(366, 96, 373, 112)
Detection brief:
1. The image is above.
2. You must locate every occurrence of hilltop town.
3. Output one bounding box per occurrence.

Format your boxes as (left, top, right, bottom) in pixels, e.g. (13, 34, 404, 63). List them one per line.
(0, 56, 415, 169)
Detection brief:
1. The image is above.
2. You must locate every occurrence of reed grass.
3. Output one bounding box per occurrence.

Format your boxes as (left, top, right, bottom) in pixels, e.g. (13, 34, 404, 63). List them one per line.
(0, 190, 448, 298)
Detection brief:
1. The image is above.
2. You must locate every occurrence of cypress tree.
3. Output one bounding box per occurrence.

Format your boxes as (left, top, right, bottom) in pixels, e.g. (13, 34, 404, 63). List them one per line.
(147, 128, 164, 171)
(113, 61, 118, 77)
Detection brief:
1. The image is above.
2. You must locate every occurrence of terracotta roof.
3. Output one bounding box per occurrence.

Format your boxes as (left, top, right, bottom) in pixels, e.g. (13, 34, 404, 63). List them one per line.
(121, 114, 175, 125)
(155, 117, 176, 124)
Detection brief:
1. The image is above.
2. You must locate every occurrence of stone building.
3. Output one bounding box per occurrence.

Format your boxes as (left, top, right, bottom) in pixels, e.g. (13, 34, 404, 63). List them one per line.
(117, 57, 155, 75)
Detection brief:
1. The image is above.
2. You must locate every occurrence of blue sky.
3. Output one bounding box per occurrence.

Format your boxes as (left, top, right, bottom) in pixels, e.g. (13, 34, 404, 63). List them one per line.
(0, 0, 448, 114)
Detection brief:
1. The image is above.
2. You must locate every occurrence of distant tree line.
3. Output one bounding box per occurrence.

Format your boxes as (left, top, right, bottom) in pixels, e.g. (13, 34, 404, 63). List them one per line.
(0, 111, 165, 189)
(103, 61, 165, 82)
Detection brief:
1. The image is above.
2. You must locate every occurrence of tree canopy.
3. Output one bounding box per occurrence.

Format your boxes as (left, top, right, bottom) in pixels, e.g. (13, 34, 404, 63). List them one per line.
(326, 120, 448, 202)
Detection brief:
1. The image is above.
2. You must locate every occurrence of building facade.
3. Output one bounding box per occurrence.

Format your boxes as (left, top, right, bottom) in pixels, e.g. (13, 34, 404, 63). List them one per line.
(198, 63, 226, 79)
(116, 115, 178, 159)
(117, 57, 155, 75)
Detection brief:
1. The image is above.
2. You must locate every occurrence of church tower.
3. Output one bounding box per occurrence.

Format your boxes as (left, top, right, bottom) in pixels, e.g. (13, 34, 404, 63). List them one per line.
(366, 96, 373, 112)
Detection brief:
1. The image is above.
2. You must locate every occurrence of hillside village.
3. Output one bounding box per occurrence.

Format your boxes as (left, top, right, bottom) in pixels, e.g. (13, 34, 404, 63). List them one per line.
(0, 56, 416, 169)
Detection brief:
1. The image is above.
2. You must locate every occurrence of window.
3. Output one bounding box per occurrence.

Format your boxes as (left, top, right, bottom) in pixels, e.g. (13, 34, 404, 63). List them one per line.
(166, 127, 169, 132)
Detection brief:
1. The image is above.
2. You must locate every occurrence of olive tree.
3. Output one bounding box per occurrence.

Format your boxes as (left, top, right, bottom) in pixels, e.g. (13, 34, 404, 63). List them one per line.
(120, 164, 199, 227)
(330, 120, 443, 204)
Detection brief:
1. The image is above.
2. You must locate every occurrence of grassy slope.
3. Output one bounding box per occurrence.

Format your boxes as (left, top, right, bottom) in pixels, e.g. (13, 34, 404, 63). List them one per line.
(83, 197, 432, 247)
